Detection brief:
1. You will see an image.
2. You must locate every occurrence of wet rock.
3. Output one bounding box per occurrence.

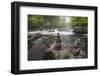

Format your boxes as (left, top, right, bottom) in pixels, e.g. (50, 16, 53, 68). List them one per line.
(28, 36, 54, 60)
(28, 33, 42, 50)
(43, 51, 55, 60)
(73, 26, 87, 34)
(28, 38, 46, 60)
(54, 33, 62, 50)
(28, 32, 88, 60)
(45, 43, 75, 59)
(44, 37, 87, 60)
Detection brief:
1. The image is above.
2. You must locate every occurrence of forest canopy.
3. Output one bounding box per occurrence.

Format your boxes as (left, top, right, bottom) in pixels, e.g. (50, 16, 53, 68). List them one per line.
(28, 15, 66, 30)
(28, 15, 88, 30)
(70, 17, 88, 27)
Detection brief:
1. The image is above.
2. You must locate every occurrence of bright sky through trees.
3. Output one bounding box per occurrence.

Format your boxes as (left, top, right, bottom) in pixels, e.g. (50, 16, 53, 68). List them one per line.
(65, 17, 70, 23)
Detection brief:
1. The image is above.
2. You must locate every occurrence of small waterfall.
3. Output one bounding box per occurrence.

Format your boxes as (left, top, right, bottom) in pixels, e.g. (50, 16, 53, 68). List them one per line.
(64, 24, 72, 32)
(54, 29, 58, 33)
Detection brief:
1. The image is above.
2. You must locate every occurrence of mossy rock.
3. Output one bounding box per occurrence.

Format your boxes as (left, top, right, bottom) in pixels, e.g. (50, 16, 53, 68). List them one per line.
(73, 26, 87, 34)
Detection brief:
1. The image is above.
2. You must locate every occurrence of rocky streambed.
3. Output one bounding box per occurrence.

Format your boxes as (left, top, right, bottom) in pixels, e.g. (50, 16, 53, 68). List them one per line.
(28, 32, 88, 61)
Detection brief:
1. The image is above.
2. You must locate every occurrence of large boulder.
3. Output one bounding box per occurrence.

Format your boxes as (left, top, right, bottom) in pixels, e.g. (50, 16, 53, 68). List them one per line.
(28, 36, 54, 60)
(73, 26, 87, 34)
(28, 33, 42, 50)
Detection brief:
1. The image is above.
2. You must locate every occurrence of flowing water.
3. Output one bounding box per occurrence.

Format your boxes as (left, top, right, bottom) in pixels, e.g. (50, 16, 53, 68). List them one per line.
(28, 27, 88, 60)
(28, 28, 73, 35)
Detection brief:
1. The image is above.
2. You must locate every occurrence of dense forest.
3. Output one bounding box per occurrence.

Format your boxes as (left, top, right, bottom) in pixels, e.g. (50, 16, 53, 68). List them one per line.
(28, 15, 88, 30)
(28, 15, 66, 30)
(70, 17, 88, 27)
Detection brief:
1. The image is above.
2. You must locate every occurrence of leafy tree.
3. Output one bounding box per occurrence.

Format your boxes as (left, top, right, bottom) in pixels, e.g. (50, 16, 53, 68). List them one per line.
(28, 15, 66, 30)
(70, 17, 88, 27)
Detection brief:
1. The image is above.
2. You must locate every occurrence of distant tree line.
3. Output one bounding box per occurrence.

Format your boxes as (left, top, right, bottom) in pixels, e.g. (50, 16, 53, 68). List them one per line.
(28, 15, 88, 30)
(28, 15, 66, 30)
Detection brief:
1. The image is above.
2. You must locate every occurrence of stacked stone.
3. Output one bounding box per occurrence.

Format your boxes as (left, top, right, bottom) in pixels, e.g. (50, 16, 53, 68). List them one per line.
(54, 33, 62, 50)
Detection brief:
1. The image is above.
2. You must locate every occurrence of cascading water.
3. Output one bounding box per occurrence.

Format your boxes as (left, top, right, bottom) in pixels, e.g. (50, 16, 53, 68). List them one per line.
(28, 25, 73, 35)
(54, 29, 58, 33)
(28, 17, 73, 35)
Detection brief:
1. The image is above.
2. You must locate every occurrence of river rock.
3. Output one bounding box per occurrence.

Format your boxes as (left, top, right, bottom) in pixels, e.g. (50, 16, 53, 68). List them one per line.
(44, 43, 75, 59)
(28, 36, 54, 60)
(73, 26, 87, 34)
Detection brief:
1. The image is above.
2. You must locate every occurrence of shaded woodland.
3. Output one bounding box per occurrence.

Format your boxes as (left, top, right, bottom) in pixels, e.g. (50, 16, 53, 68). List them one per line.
(28, 15, 88, 61)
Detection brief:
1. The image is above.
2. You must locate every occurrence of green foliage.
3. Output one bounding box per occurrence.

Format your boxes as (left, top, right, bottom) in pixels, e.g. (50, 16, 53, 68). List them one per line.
(28, 15, 44, 28)
(70, 17, 88, 27)
(28, 15, 66, 30)
(28, 15, 88, 30)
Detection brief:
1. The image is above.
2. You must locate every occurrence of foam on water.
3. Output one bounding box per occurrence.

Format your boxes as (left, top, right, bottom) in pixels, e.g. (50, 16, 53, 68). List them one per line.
(28, 30, 74, 35)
